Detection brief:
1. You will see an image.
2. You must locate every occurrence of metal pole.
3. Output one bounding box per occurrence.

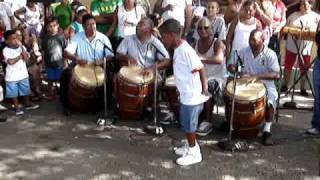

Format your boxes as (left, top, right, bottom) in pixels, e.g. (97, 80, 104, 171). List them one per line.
(154, 63, 157, 126)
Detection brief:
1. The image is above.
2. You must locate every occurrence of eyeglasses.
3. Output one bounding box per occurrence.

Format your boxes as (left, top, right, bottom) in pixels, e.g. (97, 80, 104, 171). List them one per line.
(197, 26, 209, 30)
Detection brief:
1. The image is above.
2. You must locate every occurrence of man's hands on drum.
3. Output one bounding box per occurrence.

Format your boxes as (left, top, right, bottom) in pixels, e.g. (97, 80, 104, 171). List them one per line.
(143, 65, 155, 76)
(76, 57, 87, 66)
(128, 57, 138, 66)
(241, 73, 259, 81)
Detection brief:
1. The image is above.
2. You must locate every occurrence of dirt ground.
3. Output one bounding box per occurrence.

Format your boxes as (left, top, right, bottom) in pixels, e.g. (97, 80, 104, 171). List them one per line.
(0, 89, 319, 180)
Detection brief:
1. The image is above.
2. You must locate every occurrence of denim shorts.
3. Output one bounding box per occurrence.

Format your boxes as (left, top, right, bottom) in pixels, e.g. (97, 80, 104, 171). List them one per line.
(6, 78, 30, 98)
(46, 67, 63, 81)
(180, 103, 204, 133)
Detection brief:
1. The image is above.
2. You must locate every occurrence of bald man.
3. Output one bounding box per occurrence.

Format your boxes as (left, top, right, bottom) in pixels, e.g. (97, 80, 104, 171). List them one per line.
(228, 29, 280, 145)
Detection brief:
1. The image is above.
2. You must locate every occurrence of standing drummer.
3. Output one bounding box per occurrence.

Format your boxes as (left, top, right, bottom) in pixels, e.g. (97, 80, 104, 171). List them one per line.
(116, 17, 170, 72)
(62, 14, 114, 115)
(228, 29, 280, 145)
(281, 0, 320, 96)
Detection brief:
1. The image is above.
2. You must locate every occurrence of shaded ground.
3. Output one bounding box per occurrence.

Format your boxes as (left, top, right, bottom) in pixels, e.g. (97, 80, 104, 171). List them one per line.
(0, 91, 319, 180)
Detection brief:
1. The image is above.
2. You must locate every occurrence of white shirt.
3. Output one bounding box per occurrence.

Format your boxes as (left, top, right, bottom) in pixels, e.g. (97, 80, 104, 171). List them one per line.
(117, 5, 145, 38)
(65, 31, 114, 63)
(286, 11, 320, 55)
(0, 2, 13, 30)
(3, 0, 26, 13)
(3, 46, 29, 82)
(173, 41, 209, 105)
(231, 46, 280, 107)
(232, 18, 257, 51)
(117, 35, 170, 68)
(24, 4, 41, 26)
(161, 0, 192, 26)
(195, 39, 226, 85)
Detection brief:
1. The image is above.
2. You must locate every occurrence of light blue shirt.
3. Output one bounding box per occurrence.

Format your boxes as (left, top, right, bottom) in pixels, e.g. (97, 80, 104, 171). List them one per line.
(65, 31, 113, 63)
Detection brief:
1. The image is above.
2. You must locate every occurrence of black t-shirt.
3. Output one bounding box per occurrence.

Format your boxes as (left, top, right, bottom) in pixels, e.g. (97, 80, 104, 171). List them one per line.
(42, 34, 66, 68)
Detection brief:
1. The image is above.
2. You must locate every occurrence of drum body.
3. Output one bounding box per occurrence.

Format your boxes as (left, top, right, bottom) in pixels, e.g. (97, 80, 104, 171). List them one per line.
(224, 78, 266, 139)
(282, 26, 317, 41)
(164, 76, 180, 119)
(116, 66, 154, 120)
(164, 75, 211, 121)
(68, 64, 105, 112)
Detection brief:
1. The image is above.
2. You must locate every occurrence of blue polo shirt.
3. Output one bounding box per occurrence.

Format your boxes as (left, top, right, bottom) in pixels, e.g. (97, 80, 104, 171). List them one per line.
(65, 31, 114, 63)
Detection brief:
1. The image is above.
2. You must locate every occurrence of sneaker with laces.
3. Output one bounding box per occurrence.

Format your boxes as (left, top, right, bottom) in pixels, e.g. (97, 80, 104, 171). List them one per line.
(15, 108, 24, 115)
(25, 103, 40, 110)
(176, 144, 202, 166)
(196, 121, 213, 136)
(174, 142, 189, 156)
(306, 128, 320, 135)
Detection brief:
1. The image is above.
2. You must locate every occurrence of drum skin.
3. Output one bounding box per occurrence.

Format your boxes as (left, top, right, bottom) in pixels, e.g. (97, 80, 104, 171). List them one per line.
(68, 65, 104, 112)
(224, 79, 267, 139)
(116, 66, 154, 120)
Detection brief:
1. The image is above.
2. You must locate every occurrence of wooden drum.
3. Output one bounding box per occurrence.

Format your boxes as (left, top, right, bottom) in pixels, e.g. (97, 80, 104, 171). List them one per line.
(116, 66, 154, 120)
(68, 64, 105, 112)
(164, 76, 180, 119)
(282, 26, 317, 41)
(224, 78, 267, 139)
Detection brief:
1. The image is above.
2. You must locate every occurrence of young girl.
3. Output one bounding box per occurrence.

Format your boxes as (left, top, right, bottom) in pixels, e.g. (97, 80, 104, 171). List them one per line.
(14, 2, 43, 38)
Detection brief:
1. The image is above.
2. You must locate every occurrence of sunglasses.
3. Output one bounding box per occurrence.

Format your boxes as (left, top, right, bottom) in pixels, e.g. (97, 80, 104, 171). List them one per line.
(197, 26, 209, 30)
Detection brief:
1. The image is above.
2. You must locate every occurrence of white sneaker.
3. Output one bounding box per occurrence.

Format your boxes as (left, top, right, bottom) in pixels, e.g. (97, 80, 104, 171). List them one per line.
(176, 144, 202, 166)
(306, 128, 320, 135)
(196, 121, 213, 136)
(174, 142, 189, 156)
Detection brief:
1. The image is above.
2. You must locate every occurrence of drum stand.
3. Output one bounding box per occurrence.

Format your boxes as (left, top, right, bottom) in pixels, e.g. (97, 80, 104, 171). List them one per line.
(144, 63, 164, 136)
(218, 56, 251, 152)
(282, 32, 314, 110)
(97, 57, 115, 127)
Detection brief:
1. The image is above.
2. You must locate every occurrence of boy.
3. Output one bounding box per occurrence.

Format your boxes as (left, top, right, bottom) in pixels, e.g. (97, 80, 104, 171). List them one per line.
(159, 19, 209, 166)
(3, 29, 39, 115)
(42, 16, 66, 101)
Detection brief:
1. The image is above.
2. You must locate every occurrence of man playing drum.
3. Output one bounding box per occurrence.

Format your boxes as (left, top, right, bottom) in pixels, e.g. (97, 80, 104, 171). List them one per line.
(228, 29, 280, 145)
(115, 17, 170, 118)
(116, 17, 170, 72)
(63, 14, 114, 114)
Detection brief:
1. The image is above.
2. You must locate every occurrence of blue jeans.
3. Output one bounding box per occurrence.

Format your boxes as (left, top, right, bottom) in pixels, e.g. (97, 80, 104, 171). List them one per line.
(180, 103, 204, 133)
(312, 57, 320, 129)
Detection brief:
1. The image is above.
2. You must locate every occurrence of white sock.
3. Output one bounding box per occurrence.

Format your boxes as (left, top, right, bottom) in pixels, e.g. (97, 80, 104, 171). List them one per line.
(264, 122, 272, 132)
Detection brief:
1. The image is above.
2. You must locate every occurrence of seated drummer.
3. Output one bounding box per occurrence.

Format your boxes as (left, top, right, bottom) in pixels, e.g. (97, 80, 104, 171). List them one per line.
(62, 14, 114, 114)
(228, 29, 280, 145)
(193, 17, 226, 136)
(115, 17, 170, 114)
(116, 17, 171, 72)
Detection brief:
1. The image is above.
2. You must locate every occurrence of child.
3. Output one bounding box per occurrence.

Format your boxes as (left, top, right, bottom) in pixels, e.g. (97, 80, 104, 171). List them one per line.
(41, 16, 66, 101)
(159, 19, 209, 166)
(3, 29, 39, 115)
(69, 6, 87, 38)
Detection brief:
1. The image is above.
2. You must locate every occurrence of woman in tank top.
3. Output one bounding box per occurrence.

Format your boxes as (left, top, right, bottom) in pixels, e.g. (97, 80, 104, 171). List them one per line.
(193, 17, 226, 136)
(226, 0, 262, 61)
(14, 2, 42, 37)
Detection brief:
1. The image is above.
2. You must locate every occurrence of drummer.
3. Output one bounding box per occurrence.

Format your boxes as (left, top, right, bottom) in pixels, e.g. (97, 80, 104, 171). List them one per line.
(228, 29, 280, 145)
(116, 17, 170, 72)
(62, 14, 114, 114)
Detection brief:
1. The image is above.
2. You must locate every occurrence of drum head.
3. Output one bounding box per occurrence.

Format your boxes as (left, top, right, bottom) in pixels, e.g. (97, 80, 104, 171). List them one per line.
(73, 64, 105, 87)
(119, 66, 154, 84)
(226, 78, 266, 101)
(165, 75, 175, 87)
